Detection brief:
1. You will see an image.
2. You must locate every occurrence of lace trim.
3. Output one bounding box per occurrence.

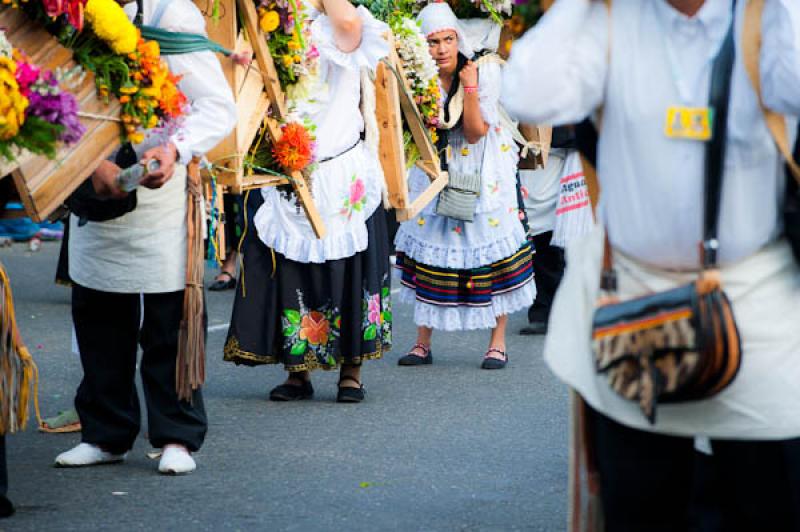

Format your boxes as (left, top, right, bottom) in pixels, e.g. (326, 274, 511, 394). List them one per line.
(255, 212, 371, 263)
(394, 222, 529, 270)
(312, 6, 389, 72)
(397, 280, 535, 331)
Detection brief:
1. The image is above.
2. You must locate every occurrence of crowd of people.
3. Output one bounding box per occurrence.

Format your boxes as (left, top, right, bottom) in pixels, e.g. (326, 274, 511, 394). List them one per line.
(1, 0, 799, 529)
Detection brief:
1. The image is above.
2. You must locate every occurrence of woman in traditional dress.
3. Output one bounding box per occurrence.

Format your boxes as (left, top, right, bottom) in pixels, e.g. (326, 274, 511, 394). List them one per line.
(394, 3, 534, 369)
(224, 0, 391, 403)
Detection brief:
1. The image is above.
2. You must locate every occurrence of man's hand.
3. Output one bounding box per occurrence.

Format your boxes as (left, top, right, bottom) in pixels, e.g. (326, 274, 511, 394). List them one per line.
(91, 161, 127, 199)
(140, 142, 179, 189)
(459, 61, 479, 90)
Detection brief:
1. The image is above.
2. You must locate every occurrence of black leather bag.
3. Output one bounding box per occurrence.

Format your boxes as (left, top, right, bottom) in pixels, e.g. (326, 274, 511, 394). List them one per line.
(65, 144, 138, 227)
(591, 10, 742, 423)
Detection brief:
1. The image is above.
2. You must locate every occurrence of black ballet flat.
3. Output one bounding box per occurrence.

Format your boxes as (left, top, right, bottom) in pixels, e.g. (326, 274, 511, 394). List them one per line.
(481, 348, 508, 370)
(336, 376, 365, 403)
(397, 344, 433, 366)
(269, 380, 314, 401)
(209, 272, 236, 291)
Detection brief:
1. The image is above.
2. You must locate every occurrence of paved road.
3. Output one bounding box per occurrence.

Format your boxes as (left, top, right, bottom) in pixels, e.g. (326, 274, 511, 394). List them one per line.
(0, 241, 568, 531)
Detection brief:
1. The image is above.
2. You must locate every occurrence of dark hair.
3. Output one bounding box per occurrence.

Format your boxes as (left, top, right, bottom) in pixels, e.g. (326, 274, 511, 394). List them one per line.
(442, 52, 469, 125)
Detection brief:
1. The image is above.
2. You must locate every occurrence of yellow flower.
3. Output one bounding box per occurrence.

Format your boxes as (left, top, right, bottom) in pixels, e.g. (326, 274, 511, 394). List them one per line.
(128, 131, 145, 144)
(461, 147, 470, 156)
(146, 115, 158, 129)
(417, 217, 425, 226)
(85, 0, 138, 55)
(259, 10, 280, 33)
(0, 57, 28, 141)
(281, 55, 293, 67)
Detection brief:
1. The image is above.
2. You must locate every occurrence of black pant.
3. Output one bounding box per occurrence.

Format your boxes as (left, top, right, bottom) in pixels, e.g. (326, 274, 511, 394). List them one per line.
(588, 406, 800, 532)
(72, 284, 207, 453)
(528, 231, 565, 323)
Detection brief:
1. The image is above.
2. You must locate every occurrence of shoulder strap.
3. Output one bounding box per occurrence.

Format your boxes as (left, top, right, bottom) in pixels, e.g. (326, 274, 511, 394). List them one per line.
(741, 0, 800, 184)
(703, 10, 737, 267)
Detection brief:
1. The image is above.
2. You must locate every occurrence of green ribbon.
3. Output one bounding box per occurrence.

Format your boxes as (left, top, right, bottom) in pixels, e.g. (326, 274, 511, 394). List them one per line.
(140, 25, 233, 56)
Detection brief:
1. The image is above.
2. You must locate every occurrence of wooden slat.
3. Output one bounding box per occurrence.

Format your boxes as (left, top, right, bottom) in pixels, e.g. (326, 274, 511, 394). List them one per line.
(264, 117, 326, 238)
(197, 0, 241, 187)
(237, 0, 287, 119)
(375, 61, 408, 210)
(396, 171, 449, 222)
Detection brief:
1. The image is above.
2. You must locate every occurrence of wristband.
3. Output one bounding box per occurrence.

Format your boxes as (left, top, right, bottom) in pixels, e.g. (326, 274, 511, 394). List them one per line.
(463, 86, 478, 94)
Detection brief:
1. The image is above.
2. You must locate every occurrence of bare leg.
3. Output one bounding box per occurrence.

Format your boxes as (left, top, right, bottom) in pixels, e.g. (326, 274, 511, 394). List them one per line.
(411, 326, 433, 355)
(339, 364, 362, 389)
(283, 370, 310, 385)
(487, 315, 508, 360)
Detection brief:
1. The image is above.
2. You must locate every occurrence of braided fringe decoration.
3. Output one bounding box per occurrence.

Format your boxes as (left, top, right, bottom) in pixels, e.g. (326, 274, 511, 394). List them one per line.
(176, 159, 206, 403)
(0, 262, 41, 434)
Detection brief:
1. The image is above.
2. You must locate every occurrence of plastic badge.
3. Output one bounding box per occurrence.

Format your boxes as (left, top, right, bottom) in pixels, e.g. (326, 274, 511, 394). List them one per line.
(664, 106, 713, 141)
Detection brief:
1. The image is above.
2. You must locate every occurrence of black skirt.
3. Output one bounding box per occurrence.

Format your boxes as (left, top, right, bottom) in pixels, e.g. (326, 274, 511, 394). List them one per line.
(224, 195, 392, 372)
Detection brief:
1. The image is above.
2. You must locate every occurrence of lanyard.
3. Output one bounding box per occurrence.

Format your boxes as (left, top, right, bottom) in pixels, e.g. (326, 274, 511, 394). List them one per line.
(657, 2, 734, 105)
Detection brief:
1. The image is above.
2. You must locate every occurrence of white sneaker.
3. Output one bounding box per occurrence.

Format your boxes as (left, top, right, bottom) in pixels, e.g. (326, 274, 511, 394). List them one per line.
(158, 445, 196, 475)
(54, 443, 126, 467)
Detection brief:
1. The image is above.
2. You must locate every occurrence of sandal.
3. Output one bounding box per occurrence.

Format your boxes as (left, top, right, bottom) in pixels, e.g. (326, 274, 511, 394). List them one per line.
(398, 344, 433, 366)
(337, 376, 366, 403)
(269, 379, 314, 401)
(481, 348, 508, 370)
(209, 271, 236, 291)
(39, 409, 82, 433)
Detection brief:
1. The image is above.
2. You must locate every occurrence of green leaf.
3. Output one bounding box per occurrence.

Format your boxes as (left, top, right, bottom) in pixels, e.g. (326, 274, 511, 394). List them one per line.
(363, 324, 377, 341)
(283, 309, 301, 326)
(381, 287, 390, 298)
(382, 311, 393, 323)
(290, 340, 308, 356)
(282, 325, 298, 337)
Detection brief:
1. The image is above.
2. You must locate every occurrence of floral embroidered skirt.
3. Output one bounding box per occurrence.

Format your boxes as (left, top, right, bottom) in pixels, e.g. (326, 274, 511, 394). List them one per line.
(224, 209, 392, 372)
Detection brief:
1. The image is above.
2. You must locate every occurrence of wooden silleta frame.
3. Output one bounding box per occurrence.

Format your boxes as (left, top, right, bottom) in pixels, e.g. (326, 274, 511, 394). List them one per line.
(0, 7, 122, 223)
(375, 38, 449, 222)
(197, 0, 326, 238)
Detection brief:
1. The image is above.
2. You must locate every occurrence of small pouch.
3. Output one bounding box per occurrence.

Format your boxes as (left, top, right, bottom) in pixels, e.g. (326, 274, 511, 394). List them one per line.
(435, 171, 481, 222)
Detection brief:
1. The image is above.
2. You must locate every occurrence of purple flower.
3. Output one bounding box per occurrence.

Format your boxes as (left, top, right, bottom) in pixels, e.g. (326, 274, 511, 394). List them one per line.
(26, 72, 85, 145)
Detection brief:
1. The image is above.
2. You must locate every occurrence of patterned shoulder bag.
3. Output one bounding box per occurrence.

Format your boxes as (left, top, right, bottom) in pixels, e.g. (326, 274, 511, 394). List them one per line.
(591, 7, 742, 423)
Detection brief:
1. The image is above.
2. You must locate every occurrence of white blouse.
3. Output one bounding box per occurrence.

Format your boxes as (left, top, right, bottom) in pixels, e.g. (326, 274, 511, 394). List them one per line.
(501, 0, 800, 270)
(254, 7, 389, 264)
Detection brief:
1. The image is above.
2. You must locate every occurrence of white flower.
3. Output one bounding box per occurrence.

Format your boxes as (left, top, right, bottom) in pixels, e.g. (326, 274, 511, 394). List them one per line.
(0, 31, 12, 58)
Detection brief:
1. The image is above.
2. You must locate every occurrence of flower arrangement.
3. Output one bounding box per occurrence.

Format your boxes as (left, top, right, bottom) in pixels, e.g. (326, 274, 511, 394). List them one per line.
(6, 0, 188, 144)
(245, 0, 320, 177)
(391, 14, 440, 132)
(257, 0, 319, 89)
(0, 38, 84, 162)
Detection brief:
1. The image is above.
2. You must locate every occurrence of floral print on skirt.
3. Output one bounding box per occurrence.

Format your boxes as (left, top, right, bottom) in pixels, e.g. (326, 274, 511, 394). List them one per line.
(224, 199, 392, 372)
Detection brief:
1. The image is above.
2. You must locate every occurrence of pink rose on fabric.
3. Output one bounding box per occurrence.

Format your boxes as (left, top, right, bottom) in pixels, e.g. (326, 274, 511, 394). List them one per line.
(368, 295, 381, 324)
(350, 178, 366, 205)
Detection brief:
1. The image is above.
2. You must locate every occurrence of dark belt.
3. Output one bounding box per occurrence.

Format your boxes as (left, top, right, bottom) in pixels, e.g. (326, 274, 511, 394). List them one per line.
(318, 140, 362, 164)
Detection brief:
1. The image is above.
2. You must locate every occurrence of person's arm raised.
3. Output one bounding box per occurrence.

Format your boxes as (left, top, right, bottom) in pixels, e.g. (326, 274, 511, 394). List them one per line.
(322, 0, 362, 54)
(501, 0, 608, 126)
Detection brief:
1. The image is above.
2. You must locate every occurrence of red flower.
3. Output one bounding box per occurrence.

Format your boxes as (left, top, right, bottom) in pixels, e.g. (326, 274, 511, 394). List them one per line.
(43, 0, 88, 31)
(273, 122, 314, 173)
(299, 311, 330, 346)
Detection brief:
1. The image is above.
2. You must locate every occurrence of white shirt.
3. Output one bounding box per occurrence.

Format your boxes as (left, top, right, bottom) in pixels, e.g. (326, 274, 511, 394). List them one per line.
(501, 0, 800, 270)
(70, 0, 235, 293)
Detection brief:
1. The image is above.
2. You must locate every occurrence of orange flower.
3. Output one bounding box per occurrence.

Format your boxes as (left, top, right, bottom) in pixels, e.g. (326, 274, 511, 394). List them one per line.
(272, 122, 314, 173)
(298, 311, 330, 346)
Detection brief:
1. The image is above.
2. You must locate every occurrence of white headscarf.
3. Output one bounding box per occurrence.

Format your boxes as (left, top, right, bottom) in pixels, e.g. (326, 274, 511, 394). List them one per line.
(417, 2, 474, 58)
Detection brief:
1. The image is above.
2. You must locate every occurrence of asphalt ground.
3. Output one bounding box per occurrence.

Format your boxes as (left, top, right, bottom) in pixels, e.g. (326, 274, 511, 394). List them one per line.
(0, 240, 569, 531)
